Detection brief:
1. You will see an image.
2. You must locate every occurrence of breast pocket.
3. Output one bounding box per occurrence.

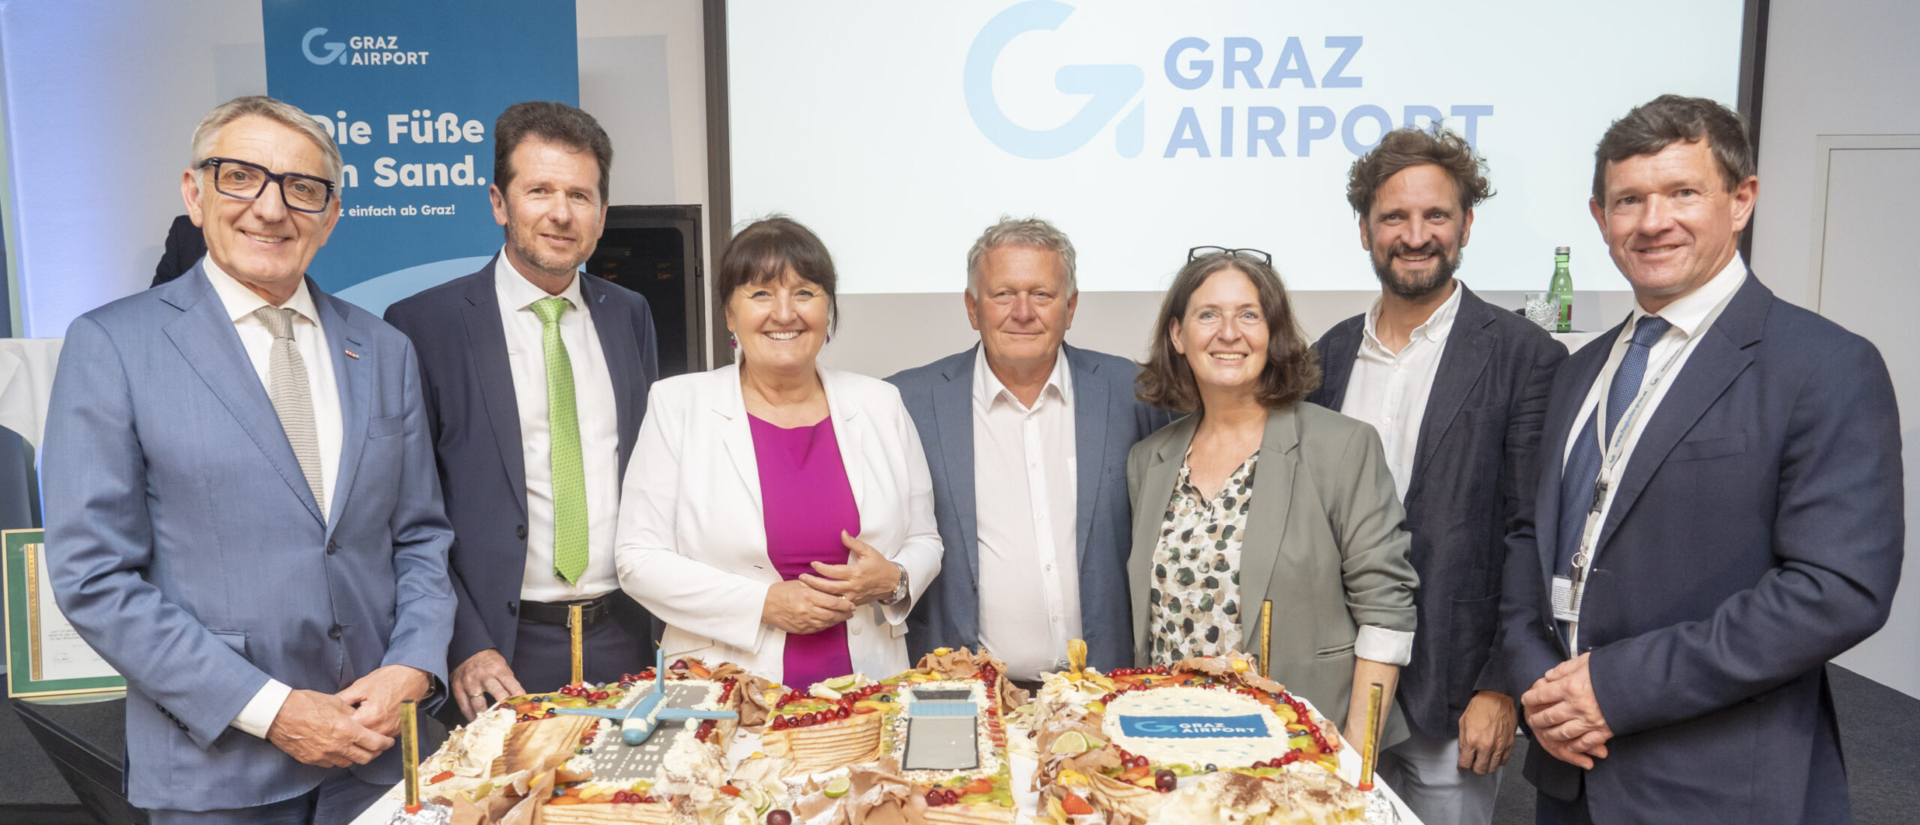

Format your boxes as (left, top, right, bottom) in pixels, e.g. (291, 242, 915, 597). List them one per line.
(367, 413, 405, 439)
(1667, 432, 1747, 463)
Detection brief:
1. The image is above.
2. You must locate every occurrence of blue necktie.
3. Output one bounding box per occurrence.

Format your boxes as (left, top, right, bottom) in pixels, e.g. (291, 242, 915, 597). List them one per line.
(1554, 316, 1673, 576)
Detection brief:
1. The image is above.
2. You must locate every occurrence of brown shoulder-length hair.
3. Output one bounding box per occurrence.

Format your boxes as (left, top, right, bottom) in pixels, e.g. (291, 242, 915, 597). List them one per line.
(1136, 252, 1319, 414)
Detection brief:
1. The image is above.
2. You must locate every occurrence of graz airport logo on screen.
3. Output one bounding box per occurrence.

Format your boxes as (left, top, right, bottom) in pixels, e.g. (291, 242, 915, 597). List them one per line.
(965, 1, 1495, 161)
(303, 28, 431, 66)
(965, 1, 1144, 159)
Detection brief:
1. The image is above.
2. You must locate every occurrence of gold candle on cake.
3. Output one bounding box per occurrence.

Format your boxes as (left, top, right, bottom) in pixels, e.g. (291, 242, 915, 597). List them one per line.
(1358, 683, 1383, 791)
(569, 603, 584, 685)
(1258, 600, 1273, 679)
(400, 698, 421, 813)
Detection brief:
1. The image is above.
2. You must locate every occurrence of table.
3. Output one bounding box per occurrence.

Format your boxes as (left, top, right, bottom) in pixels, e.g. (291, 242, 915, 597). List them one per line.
(10, 694, 145, 825)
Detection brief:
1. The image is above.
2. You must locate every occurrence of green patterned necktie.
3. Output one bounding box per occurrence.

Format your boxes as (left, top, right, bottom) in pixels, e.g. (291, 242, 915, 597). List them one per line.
(531, 297, 588, 585)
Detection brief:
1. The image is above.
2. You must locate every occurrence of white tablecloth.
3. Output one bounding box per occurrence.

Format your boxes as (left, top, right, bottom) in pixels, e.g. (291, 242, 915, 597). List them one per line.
(1551, 331, 1604, 354)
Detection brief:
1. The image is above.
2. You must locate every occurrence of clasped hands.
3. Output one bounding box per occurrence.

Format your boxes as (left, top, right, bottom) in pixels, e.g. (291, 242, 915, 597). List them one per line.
(266, 663, 431, 768)
(1521, 652, 1614, 769)
(762, 531, 897, 636)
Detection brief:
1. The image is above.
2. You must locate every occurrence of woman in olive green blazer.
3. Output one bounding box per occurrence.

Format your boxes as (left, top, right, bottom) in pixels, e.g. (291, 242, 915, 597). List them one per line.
(1127, 249, 1418, 750)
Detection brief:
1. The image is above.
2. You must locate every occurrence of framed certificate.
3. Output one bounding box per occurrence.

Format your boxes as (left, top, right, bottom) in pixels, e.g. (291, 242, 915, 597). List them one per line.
(3, 529, 124, 697)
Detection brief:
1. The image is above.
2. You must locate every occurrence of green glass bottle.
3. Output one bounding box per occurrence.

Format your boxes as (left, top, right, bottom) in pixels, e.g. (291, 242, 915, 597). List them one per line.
(1549, 246, 1574, 333)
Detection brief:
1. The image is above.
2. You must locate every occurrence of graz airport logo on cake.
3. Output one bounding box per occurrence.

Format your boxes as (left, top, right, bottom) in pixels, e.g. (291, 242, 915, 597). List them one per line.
(964, 1, 1145, 160)
(1119, 715, 1270, 739)
(302, 27, 431, 66)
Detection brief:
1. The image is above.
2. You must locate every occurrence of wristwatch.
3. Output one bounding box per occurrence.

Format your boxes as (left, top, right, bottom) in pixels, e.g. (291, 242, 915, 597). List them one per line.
(879, 562, 909, 605)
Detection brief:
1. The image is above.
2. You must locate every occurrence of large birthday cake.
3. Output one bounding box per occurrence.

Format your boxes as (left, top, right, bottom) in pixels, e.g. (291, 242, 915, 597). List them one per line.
(1032, 655, 1366, 825)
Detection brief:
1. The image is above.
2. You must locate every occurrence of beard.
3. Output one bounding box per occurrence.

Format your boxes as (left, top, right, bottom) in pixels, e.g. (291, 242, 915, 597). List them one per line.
(1371, 240, 1462, 301)
(506, 222, 594, 280)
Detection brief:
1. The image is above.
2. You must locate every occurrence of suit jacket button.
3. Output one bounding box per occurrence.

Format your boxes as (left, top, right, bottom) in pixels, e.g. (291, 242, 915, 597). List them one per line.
(328, 624, 342, 640)
(516, 524, 528, 540)
(326, 541, 339, 555)
(507, 601, 518, 617)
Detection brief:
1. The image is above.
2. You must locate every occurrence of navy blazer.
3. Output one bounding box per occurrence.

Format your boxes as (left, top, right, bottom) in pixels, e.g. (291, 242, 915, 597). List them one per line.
(886, 344, 1171, 672)
(43, 263, 455, 810)
(1498, 274, 1902, 823)
(384, 259, 659, 673)
(1308, 284, 1565, 739)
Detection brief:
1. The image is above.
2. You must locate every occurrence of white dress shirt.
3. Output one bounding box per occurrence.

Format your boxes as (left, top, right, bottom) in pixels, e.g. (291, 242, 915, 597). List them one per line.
(1339, 283, 1463, 503)
(971, 347, 1081, 681)
(495, 251, 624, 603)
(1560, 255, 1747, 636)
(202, 259, 342, 738)
(1333, 285, 1462, 668)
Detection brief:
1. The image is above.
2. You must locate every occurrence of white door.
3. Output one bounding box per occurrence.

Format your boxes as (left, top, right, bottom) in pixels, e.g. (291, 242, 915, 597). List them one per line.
(1816, 141, 1920, 699)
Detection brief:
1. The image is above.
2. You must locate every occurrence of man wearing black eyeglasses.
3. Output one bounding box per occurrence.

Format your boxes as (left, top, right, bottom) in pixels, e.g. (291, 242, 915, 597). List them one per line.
(41, 95, 454, 824)
(1304, 127, 1565, 825)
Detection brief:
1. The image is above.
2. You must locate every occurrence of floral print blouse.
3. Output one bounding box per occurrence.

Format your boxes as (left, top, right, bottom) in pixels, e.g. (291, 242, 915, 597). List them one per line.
(1147, 450, 1258, 665)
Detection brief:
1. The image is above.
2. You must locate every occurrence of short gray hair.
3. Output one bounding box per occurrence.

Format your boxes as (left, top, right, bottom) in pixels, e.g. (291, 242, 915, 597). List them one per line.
(190, 95, 344, 186)
(966, 216, 1078, 297)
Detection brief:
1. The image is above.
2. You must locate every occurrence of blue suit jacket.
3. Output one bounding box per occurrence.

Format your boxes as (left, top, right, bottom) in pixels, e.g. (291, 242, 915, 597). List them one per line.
(383, 260, 658, 673)
(886, 344, 1171, 671)
(42, 263, 456, 811)
(1498, 274, 1903, 823)
(1308, 284, 1565, 739)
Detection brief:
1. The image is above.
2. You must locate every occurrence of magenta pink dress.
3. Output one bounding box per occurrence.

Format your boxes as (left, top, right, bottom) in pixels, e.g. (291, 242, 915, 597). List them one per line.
(749, 413, 859, 689)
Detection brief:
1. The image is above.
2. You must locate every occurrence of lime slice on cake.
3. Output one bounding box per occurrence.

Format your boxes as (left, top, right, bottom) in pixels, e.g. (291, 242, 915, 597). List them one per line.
(743, 786, 774, 814)
(823, 776, 851, 798)
(1050, 732, 1095, 754)
(823, 675, 859, 692)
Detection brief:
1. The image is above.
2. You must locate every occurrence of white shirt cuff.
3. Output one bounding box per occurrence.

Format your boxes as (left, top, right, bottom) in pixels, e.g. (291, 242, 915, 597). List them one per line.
(1354, 626, 1414, 667)
(231, 678, 292, 738)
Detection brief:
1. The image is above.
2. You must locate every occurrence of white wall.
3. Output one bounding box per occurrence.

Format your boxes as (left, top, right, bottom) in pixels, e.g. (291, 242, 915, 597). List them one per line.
(0, 0, 265, 337)
(1751, 0, 1920, 698)
(1748, 0, 1920, 306)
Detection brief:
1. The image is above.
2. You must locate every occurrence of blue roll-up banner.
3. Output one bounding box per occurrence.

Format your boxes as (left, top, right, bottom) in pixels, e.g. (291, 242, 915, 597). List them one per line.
(262, 0, 578, 314)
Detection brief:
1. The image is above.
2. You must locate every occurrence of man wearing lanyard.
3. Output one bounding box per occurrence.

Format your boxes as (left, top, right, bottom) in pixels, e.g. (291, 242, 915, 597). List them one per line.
(1499, 95, 1902, 824)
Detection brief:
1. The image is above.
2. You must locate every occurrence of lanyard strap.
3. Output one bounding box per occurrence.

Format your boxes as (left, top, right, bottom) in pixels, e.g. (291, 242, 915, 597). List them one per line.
(1566, 328, 1688, 605)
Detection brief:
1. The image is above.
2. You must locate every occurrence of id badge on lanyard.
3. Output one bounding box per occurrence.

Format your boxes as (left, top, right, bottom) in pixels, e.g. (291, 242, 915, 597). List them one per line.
(1553, 480, 1609, 624)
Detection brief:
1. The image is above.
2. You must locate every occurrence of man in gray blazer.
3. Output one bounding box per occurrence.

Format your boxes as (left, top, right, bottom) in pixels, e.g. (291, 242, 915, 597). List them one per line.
(43, 96, 454, 824)
(888, 217, 1170, 684)
(1308, 127, 1565, 825)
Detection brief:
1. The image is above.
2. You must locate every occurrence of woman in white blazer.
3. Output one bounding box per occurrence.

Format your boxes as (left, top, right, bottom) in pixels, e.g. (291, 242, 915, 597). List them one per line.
(615, 217, 940, 686)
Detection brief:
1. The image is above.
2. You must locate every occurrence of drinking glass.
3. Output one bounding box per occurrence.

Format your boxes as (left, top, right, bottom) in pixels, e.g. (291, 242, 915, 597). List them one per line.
(1525, 292, 1559, 331)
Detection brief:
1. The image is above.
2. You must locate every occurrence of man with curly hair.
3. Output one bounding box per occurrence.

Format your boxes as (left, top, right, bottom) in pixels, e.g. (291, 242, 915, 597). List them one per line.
(1306, 126, 1566, 825)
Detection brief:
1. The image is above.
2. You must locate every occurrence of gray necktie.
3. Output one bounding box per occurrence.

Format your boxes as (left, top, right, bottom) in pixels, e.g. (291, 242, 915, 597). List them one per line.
(254, 306, 325, 514)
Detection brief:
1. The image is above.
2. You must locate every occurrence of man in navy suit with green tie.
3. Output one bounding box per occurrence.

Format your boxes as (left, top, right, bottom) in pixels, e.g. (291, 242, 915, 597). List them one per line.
(385, 102, 659, 721)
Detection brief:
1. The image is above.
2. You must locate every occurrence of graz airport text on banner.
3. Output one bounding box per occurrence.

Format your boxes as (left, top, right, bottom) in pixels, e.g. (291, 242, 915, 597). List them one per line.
(263, 0, 579, 313)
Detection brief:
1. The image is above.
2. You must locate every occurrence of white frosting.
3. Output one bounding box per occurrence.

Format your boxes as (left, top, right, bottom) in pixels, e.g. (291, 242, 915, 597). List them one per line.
(433, 706, 515, 777)
(1100, 687, 1291, 768)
